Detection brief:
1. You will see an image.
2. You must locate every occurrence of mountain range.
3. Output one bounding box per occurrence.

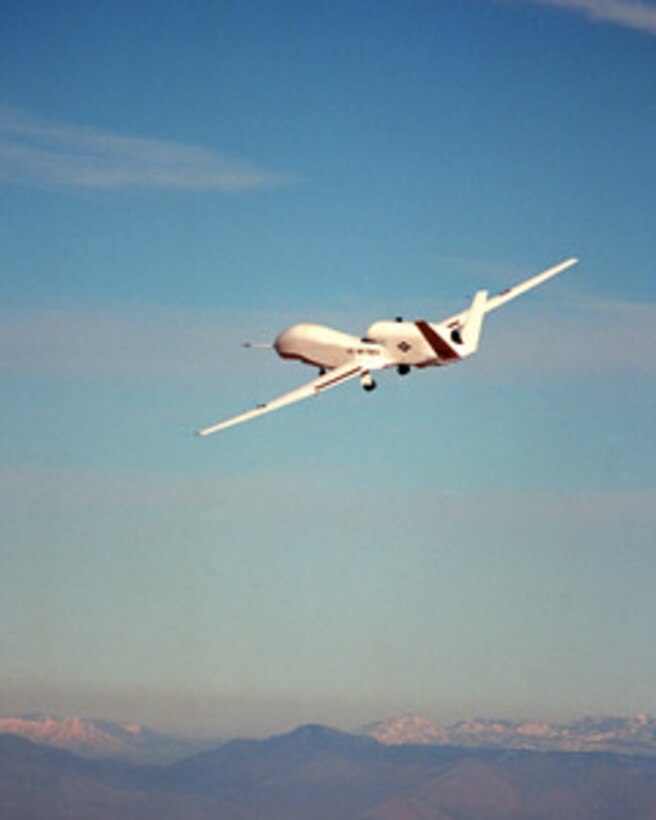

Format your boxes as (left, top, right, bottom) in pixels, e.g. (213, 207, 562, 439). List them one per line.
(2, 723, 656, 819)
(362, 713, 656, 757)
(3, 712, 656, 763)
(0, 714, 208, 763)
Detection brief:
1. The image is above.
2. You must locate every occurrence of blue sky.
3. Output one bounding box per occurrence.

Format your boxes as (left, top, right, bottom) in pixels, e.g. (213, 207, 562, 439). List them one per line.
(1, 0, 655, 738)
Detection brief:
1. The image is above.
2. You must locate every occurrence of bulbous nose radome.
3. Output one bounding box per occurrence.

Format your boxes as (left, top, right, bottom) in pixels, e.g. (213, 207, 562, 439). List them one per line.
(274, 324, 304, 357)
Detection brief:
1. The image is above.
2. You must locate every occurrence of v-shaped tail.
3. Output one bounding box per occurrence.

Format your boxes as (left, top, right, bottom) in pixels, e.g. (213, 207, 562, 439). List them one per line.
(459, 289, 488, 354)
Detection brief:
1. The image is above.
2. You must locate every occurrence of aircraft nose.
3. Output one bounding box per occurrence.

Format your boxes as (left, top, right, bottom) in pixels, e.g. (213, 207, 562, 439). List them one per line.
(273, 327, 292, 354)
(274, 325, 306, 358)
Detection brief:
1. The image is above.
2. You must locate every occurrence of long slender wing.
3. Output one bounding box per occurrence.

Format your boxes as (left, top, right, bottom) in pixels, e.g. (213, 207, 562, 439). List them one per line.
(441, 258, 578, 328)
(197, 359, 379, 436)
(483, 257, 578, 314)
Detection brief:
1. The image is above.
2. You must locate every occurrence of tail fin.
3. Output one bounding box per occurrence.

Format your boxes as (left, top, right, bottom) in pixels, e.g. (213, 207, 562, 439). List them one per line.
(459, 289, 488, 354)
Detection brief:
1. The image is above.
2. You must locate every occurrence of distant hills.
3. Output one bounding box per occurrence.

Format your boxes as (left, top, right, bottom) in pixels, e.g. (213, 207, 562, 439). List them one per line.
(0, 714, 208, 763)
(362, 713, 656, 757)
(3, 712, 656, 763)
(2, 723, 656, 819)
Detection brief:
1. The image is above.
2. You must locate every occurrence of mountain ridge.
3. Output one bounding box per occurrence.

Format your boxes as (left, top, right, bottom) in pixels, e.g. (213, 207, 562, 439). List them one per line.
(361, 712, 656, 756)
(2, 724, 656, 819)
(0, 714, 209, 763)
(3, 711, 656, 764)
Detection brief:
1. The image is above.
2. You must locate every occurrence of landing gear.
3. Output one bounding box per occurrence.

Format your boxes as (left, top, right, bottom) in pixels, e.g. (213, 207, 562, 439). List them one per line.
(397, 364, 411, 376)
(360, 372, 377, 392)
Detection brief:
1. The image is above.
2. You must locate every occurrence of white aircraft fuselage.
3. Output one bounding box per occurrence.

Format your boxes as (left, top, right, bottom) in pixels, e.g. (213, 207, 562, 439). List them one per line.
(197, 258, 578, 435)
(274, 324, 382, 369)
(275, 319, 461, 371)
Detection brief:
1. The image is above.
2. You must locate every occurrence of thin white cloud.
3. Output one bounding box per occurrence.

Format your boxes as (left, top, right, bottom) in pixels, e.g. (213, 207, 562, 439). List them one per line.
(522, 0, 656, 36)
(0, 304, 294, 380)
(0, 104, 294, 191)
(481, 297, 656, 379)
(2, 464, 655, 538)
(0, 297, 654, 383)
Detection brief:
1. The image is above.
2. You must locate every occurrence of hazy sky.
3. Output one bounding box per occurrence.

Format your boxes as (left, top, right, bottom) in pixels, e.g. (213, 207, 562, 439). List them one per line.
(1, 0, 655, 738)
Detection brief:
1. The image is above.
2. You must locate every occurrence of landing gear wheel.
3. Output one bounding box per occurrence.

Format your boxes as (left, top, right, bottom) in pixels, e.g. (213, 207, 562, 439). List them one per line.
(363, 379, 377, 392)
(397, 364, 410, 376)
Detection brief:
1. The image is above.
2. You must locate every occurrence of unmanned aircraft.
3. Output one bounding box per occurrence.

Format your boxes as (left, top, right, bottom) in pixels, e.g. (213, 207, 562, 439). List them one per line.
(197, 257, 578, 435)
